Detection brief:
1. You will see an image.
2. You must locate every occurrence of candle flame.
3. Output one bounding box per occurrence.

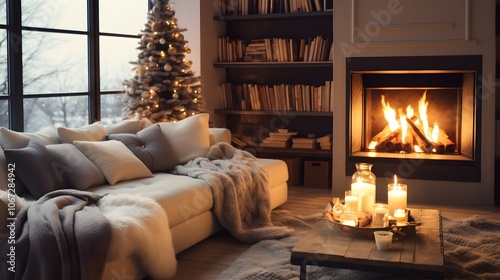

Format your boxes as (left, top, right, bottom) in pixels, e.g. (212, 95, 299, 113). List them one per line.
(394, 175, 397, 185)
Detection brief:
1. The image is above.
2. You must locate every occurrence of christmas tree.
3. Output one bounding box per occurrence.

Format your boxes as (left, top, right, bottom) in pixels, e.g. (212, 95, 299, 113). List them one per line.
(123, 0, 204, 123)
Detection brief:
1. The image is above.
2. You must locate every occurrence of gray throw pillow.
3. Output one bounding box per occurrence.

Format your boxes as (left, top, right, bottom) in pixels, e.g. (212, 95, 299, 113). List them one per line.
(108, 124, 175, 172)
(46, 144, 107, 190)
(4, 138, 70, 199)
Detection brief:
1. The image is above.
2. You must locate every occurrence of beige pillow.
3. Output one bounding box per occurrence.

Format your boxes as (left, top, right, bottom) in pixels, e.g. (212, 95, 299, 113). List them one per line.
(158, 113, 211, 165)
(58, 122, 107, 143)
(73, 140, 153, 185)
(104, 119, 142, 134)
(0, 126, 59, 149)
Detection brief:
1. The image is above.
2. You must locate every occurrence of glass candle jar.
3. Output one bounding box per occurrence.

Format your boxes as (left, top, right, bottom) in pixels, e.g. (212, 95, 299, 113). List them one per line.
(351, 163, 376, 212)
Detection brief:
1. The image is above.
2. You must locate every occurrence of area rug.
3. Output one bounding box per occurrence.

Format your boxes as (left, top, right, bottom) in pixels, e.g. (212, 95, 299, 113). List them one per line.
(216, 209, 500, 280)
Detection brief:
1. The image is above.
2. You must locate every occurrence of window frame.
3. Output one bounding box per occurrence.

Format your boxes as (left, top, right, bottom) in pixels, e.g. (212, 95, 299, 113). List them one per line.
(0, 0, 150, 131)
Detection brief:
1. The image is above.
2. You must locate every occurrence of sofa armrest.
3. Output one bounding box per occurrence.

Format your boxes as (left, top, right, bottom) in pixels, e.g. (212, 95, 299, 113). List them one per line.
(209, 128, 231, 145)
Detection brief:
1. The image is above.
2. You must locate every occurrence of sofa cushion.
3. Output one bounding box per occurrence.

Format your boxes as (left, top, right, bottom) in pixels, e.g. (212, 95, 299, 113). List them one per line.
(158, 113, 210, 165)
(46, 143, 107, 190)
(58, 122, 107, 143)
(86, 173, 214, 228)
(4, 138, 69, 199)
(73, 140, 153, 185)
(0, 126, 59, 149)
(104, 119, 143, 134)
(108, 124, 176, 172)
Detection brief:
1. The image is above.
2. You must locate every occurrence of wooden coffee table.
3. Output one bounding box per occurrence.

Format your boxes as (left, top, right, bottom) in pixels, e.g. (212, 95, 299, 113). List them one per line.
(291, 209, 444, 279)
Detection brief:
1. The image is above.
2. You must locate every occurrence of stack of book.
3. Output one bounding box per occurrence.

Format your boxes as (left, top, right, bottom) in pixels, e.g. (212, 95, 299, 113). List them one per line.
(260, 129, 298, 148)
(317, 134, 332, 150)
(292, 137, 318, 149)
(244, 40, 267, 62)
(231, 135, 258, 147)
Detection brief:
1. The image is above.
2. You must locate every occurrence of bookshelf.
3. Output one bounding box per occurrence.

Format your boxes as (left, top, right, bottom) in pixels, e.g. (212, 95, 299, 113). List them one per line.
(211, 3, 334, 186)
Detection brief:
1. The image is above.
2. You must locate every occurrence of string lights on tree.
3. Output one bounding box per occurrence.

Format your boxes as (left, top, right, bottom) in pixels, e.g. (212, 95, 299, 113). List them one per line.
(123, 0, 204, 123)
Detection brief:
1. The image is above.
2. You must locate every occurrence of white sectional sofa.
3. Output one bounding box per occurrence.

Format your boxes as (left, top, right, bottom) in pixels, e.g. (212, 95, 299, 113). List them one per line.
(0, 113, 289, 279)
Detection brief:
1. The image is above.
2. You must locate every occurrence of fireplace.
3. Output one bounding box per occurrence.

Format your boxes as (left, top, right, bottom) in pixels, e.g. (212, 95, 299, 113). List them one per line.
(346, 55, 482, 182)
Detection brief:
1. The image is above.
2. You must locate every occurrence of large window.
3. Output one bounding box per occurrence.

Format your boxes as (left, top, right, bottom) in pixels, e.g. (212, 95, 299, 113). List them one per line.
(0, 0, 149, 131)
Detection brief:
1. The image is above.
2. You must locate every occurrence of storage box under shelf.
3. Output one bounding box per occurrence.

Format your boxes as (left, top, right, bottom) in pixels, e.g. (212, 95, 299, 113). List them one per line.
(304, 160, 330, 188)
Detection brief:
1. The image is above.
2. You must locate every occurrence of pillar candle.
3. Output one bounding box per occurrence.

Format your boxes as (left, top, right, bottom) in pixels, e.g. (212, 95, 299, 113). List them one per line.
(372, 203, 388, 227)
(351, 182, 376, 212)
(344, 192, 359, 214)
(388, 183, 407, 217)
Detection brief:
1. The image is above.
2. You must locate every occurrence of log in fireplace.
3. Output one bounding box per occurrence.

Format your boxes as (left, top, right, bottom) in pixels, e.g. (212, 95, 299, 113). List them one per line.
(346, 55, 482, 182)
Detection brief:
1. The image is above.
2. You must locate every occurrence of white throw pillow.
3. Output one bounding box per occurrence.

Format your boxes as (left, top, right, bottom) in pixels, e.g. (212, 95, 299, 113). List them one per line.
(73, 140, 153, 185)
(157, 113, 210, 165)
(104, 119, 143, 135)
(58, 122, 107, 143)
(0, 126, 59, 149)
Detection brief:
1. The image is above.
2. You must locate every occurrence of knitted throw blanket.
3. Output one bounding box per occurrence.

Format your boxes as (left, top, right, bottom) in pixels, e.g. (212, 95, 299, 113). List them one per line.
(0, 190, 111, 280)
(173, 142, 294, 244)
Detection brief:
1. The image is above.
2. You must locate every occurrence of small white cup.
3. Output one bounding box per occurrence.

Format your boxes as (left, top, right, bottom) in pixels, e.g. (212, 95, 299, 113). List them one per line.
(373, 231, 393, 251)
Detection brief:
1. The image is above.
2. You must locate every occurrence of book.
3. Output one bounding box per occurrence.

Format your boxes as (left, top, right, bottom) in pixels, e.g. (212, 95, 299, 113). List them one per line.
(292, 137, 317, 144)
(292, 142, 318, 149)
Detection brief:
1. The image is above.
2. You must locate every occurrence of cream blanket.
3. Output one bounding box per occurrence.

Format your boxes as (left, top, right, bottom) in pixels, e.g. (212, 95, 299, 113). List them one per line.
(173, 142, 294, 244)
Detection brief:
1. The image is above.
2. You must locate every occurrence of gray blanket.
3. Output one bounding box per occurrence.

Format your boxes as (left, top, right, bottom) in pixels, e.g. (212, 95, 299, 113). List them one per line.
(173, 142, 293, 244)
(1, 189, 111, 280)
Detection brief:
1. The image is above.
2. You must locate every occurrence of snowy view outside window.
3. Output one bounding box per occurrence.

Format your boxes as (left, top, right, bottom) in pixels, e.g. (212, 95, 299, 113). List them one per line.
(0, 0, 147, 131)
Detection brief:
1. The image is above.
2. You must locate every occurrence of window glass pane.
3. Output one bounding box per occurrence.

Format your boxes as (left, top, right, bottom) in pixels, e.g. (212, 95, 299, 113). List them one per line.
(0, 100, 8, 128)
(0, 0, 6, 25)
(22, 0, 87, 31)
(100, 93, 126, 124)
(100, 36, 137, 91)
(99, 0, 147, 35)
(24, 96, 88, 132)
(23, 31, 88, 94)
(0, 29, 6, 96)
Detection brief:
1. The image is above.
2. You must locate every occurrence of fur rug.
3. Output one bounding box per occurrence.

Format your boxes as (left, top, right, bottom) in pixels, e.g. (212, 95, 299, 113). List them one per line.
(217, 209, 500, 280)
(0, 191, 176, 280)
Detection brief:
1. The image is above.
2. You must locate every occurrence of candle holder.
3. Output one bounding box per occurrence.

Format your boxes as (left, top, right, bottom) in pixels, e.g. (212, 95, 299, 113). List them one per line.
(388, 183, 407, 217)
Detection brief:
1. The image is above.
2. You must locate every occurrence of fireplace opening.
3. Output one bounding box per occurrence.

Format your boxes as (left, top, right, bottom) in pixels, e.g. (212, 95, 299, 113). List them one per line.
(346, 56, 482, 182)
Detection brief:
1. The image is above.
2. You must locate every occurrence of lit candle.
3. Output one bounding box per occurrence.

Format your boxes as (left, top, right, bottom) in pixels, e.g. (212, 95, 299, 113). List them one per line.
(372, 203, 388, 227)
(394, 209, 406, 220)
(340, 213, 358, 227)
(388, 175, 407, 217)
(351, 180, 376, 212)
(344, 191, 359, 214)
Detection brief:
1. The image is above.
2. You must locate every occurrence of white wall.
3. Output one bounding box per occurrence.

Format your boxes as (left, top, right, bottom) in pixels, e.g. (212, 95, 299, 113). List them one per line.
(172, 0, 201, 75)
(173, 0, 226, 125)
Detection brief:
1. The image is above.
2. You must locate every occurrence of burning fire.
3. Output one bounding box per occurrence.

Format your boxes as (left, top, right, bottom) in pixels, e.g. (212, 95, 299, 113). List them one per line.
(368, 90, 455, 154)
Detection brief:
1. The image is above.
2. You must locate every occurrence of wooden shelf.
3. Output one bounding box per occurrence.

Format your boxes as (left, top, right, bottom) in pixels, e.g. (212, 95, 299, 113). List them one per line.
(214, 11, 333, 22)
(244, 146, 332, 158)
(215, 109, 332, 117)
(214, 61, 332, 68)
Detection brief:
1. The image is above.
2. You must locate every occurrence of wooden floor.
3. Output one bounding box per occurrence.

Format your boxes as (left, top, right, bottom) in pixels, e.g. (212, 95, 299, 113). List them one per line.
(173, 186, 500, 280)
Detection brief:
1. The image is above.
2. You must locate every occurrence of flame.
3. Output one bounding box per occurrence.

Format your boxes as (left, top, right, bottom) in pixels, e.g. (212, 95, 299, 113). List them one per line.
(418, 90, 430, 140)
(432, 123, 439, 142)
(371, 90, 451, 153)
(398, 108, 407, 143)
(381, 95, 399, 132)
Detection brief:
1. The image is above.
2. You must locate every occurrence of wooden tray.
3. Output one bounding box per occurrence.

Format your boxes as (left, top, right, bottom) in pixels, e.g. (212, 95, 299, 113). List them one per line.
(323, 203, 421, 240)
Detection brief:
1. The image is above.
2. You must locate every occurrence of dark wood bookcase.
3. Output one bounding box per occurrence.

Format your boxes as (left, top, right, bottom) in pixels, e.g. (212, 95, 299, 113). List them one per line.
(213, 11, 334, 186)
